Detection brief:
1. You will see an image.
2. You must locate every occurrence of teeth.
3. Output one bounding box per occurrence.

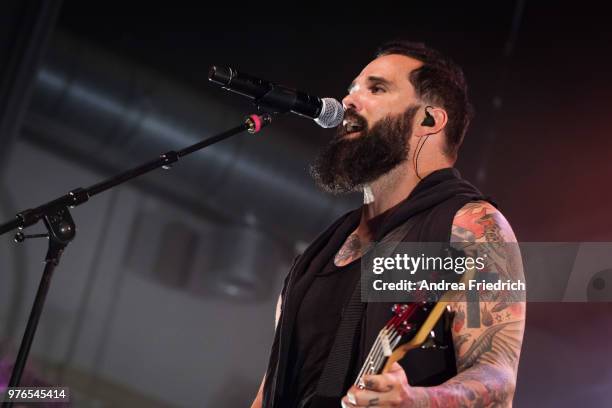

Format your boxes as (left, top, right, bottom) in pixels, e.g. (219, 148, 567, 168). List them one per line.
(343, 119, 362, 133)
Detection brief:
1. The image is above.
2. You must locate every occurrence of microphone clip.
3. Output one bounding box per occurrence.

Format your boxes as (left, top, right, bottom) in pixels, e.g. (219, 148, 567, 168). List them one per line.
(253, 85, 300, 116)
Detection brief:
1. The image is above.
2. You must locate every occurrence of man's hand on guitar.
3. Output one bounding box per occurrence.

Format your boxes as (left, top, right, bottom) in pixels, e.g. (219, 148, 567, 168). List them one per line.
(341, 362, 426, 408)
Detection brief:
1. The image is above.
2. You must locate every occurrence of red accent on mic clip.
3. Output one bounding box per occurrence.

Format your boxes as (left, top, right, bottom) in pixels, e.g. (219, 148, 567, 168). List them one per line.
(249, 114, 263, 133)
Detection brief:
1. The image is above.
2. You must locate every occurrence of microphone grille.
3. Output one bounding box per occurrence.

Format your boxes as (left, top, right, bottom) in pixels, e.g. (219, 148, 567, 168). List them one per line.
(315, 98, 344, 128)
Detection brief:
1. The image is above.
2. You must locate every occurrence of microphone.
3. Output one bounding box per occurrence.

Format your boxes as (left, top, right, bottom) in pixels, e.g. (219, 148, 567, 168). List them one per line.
(208, 66, 344, 128)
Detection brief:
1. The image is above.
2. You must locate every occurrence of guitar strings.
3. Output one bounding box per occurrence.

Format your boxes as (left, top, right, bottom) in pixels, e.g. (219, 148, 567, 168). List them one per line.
(354, 305, 418, 387)
(370, 329, 401, 374)
(354, 326, 401, 387)
(356, 313, 403, 386)
(355, 327, 388, 386)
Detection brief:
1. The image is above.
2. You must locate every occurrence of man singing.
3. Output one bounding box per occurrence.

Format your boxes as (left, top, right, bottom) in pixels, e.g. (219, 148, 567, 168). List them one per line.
(251, 40, 525, 408)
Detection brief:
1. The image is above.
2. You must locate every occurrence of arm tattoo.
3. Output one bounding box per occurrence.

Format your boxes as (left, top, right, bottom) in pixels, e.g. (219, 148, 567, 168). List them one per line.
(453, 333, 471, 351)
(456, 321, 523, 371)
(426, 363, 518, 408)
(414, 201, 527, 407)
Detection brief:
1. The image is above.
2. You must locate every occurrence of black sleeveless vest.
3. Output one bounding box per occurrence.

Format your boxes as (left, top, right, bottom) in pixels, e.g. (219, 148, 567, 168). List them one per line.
(263, 168, 493, 408)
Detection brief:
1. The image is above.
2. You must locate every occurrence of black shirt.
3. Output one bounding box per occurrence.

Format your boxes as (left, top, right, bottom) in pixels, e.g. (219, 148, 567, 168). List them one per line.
(284, 257, 360, 408)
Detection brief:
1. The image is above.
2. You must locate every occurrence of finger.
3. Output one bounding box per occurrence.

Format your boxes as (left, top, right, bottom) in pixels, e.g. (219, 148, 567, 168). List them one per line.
(341, 395, 356, 408)
(388, 362, 403, 373)
(361, 373, 396, 392)
(342, 394, 373, 408)
(348, 390, 381, 407)
(347, 386, 398, 407)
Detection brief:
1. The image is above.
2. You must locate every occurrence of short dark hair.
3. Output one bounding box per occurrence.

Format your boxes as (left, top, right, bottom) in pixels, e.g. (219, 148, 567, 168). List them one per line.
(376, 40, 473, 159)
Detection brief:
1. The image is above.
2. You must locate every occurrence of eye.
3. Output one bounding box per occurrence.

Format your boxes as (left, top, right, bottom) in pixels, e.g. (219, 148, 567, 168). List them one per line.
(371, 85, 386, 94)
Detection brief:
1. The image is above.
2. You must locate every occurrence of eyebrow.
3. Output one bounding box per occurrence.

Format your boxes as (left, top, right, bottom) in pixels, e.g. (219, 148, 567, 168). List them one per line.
(348, 76, 394, 93)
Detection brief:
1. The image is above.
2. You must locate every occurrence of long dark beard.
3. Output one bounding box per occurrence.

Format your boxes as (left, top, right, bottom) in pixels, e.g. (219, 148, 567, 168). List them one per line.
(310, 105, 419, 194)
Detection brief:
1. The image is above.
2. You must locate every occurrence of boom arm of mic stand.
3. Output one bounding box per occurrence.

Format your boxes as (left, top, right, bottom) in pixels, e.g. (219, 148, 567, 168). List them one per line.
(0, 113, 271, 236)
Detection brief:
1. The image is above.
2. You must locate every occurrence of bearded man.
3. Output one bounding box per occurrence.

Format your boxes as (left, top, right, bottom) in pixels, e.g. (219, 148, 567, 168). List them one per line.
(251, 40, 525, 408)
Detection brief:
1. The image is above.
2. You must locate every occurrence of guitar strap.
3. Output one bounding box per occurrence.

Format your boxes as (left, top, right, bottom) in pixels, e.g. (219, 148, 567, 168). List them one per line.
(310, 224, 413, 406)
(311, 273, 365, 402)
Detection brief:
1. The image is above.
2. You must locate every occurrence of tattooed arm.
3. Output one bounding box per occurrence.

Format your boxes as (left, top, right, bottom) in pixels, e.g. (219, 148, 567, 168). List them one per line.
(342, 201, 525, 408)
(424, 201, 526, 407)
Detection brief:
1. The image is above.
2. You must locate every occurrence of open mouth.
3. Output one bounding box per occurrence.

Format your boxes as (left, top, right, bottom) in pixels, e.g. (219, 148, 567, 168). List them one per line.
(342, 118, 365, 136)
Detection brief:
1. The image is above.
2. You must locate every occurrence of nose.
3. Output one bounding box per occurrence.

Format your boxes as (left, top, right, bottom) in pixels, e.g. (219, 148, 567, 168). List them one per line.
(342, 92, 362, 112)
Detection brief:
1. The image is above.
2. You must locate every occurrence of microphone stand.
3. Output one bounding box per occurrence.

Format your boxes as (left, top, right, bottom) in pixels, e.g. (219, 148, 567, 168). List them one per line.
(0, 113, 271, 407)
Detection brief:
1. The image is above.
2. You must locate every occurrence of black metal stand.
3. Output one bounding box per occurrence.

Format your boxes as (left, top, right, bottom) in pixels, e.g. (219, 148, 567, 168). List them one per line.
(2, 208, 74, 408)
(0, 113, 271, 406)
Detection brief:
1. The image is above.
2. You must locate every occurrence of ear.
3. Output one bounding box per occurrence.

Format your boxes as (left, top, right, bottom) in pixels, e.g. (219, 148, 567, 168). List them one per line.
(415, 106, 448, 137)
